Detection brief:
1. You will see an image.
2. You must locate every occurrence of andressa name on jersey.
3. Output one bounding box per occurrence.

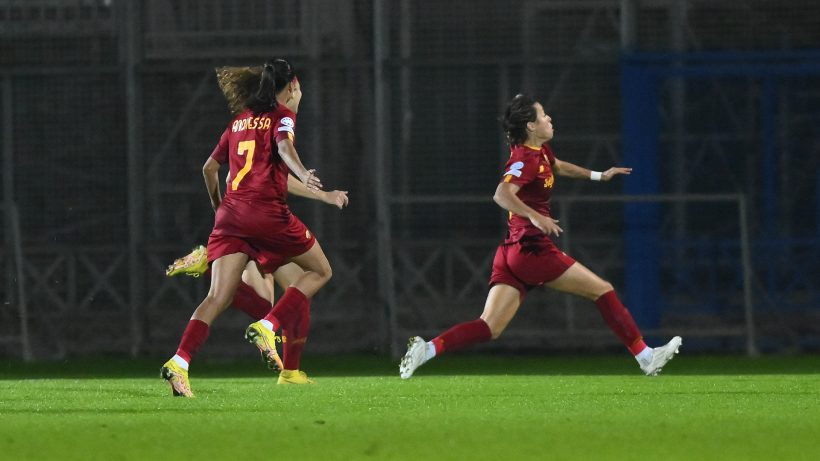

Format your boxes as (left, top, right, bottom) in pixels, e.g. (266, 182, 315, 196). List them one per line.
(231, 116, 272, 132)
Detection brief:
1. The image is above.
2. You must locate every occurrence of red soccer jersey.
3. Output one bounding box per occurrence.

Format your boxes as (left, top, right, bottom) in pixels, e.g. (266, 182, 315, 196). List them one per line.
(500, 143, 557, 243)
(210, 105, 297, 212)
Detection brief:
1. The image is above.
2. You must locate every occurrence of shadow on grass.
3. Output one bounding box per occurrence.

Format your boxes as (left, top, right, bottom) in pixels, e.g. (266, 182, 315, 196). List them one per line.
(1, 353, 819, 380)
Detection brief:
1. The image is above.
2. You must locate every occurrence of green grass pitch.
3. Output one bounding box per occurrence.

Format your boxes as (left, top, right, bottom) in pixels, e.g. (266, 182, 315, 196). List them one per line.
(1, 354, 819, 461)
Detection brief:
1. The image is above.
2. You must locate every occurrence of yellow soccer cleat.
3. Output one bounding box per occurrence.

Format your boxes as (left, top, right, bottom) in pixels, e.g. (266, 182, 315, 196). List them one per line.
(245, 321, 284, 372)
(160, 359, 195, 397)
(166, 245, 209, 277)
(278, 369, 316, 385)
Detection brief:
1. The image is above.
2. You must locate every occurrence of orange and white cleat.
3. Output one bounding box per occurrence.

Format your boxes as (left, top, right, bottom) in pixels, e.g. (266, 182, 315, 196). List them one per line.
(245, 321, 284, 372)
(160, 358, 195, 397)
(166, 245, 209, 278)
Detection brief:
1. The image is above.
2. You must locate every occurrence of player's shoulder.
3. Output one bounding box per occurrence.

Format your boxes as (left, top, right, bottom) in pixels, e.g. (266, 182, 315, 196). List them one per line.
(509, 144, 542, 162)
(270, 104, 295, 124)
(541, 142, 553, 155)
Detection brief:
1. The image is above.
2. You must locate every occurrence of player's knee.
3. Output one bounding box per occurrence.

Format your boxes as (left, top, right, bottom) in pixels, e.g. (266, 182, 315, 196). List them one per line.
(206, 290, 233, 309)
(590, 280, 614, 300)
(318, 261, 332, 282)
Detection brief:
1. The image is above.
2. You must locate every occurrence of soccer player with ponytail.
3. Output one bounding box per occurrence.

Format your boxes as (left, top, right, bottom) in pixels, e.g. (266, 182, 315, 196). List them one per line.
(161, 59, 332, 396)
(400, 94, 682, 379)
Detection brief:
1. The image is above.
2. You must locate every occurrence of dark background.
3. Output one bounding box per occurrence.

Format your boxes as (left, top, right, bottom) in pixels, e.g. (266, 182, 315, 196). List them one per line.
(1, 0, 819, 360)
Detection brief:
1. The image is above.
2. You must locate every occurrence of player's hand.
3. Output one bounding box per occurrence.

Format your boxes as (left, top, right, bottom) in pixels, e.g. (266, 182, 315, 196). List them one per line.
(530, 214, 562, 237)
(303, 169, 323, 193)
(601, 167, 632, 181)
(321, 190, 349, 209)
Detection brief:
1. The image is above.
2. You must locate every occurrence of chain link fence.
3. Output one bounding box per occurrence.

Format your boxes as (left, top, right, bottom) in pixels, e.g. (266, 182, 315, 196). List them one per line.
(2, 0, 819, 359)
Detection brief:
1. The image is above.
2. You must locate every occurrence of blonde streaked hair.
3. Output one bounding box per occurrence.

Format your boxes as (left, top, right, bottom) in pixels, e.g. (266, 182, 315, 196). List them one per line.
(215, 66, 263, 115)
(216, 59, 295, 116)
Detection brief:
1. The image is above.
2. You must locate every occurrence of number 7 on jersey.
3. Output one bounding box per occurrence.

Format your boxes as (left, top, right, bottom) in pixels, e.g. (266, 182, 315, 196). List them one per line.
(231, 140, 256, 190)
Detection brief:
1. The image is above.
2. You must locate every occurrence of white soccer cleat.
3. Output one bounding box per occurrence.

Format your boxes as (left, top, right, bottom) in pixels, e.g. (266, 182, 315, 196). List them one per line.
(640, 336, 682, 376)
(400, 336, 428, 379)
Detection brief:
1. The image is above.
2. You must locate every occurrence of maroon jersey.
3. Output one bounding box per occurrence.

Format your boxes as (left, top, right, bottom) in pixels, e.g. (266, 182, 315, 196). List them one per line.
(501, 143, 556, 243)
(210, 105, 296, 214)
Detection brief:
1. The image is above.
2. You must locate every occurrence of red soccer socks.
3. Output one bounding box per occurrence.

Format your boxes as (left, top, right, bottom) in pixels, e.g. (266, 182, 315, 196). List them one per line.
(282, 299, 311, 370)
(175, 319, 210, 364)
(594, 290, 647, 355)
(263, 287, 311, 370)
(263, 287, 306, 329)
(232, 281, 272, 321)
(431, 318, 492, 355)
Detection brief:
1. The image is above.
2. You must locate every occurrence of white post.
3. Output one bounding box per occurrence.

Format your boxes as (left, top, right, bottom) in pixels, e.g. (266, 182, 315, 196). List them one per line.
(2, 76, 33, 362)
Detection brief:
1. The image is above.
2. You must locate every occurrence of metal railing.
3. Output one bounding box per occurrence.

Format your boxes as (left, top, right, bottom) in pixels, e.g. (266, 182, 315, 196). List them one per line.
(388, 193, 756, 356)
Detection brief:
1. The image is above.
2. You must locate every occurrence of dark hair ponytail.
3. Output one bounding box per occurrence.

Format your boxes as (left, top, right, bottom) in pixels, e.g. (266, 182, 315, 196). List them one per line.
(246, 58, 296, 115)
(500, 94, 538, 145)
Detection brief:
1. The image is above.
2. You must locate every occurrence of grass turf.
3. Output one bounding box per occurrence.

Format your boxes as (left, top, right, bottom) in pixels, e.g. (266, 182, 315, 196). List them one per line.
(1, 354, 819, 461)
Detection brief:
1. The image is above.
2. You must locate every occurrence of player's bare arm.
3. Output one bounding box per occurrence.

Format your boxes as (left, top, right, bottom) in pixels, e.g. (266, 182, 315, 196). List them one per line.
(277, 138, 322, 192)
(494, 182, 562, 237)
(553, 158, 632, 181)
(203, 156, 223, 211)
(287, 174, 349, 209)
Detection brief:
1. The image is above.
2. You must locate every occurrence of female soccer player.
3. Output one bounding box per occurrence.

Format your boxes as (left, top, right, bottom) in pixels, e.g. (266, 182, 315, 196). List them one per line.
(161, 59, 332, 396)
(165, 176, 348, 372)
(400, 94, 682, 379)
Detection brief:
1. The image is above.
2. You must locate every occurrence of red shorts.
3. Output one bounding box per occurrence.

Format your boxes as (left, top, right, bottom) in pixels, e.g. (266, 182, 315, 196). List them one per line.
(489, 235, 576, 299)
(207, 197, 316, 274)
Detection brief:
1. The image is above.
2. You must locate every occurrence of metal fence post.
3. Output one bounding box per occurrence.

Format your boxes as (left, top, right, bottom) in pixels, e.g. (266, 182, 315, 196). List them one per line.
(373, 0, 399, 357)
(738, 195, 758, 357)
(123, 0, 145, 357)
(2, 76, 33, 361)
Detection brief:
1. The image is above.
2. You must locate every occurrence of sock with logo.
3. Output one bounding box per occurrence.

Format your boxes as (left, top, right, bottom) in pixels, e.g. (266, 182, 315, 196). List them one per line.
(282, 298, 311, 370)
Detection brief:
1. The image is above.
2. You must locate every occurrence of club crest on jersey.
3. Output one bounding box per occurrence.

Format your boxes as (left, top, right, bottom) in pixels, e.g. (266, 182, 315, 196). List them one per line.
(504, 161, 524, 178)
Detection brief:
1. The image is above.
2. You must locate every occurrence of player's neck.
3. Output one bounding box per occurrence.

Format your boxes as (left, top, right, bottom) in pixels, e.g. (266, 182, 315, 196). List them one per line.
(524, 134, 546, 148)
(277, 94, 299, 113)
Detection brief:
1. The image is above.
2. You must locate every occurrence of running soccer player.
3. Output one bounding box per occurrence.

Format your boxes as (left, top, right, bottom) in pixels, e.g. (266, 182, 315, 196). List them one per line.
(400, 94, 682, 379)
(161, 59, 332, 396)
(166, 177, 348, 372)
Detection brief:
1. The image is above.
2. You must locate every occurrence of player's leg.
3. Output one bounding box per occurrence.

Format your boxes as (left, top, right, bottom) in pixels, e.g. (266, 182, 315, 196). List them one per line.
(283, 240, 333, 297)
(161, 252, 248, 396)
(271, 262, 306, 289)
(246, 246, 328, 381)
(269, 263, 310, 374)
(270, 246, 329, 384)
(400, 284, 521, 379)
(166, 245, 273, 320)
(241, 260, 271, 301)
(227, 260, 277, 322)
(546, 262, 681, 375)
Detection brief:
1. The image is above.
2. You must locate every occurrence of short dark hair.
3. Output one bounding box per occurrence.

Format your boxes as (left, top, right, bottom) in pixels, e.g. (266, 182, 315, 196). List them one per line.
(215, 58, 296, 116)
(500, 94, 537, 145)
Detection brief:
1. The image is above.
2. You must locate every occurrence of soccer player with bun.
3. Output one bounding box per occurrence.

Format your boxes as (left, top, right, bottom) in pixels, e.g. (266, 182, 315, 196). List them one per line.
(400, 94, 682, 379)
(161, 59, 333, 396)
